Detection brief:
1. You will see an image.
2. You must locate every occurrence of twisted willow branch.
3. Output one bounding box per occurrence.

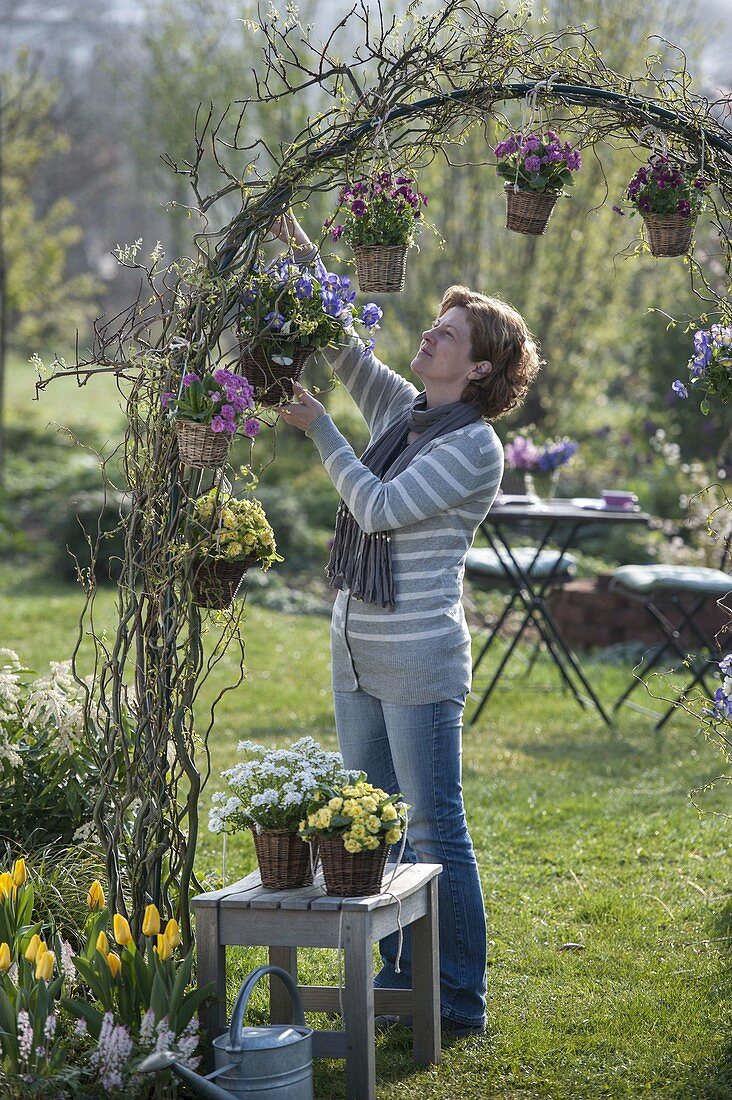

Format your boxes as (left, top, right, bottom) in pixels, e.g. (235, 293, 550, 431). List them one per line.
(37, 0, 732, 940)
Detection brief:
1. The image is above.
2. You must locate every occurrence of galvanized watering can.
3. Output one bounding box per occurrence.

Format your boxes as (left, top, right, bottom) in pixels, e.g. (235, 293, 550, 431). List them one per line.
(139, 964, 313, 1099)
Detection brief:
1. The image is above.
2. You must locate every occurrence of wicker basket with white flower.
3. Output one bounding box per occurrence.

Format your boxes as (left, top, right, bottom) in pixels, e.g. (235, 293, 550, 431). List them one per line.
(298, 776, 409, 897)
(208, 738, 356, 889)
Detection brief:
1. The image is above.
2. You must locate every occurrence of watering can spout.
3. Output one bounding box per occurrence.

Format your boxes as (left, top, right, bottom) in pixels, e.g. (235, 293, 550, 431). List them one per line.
(137, 1051, 235, 1100)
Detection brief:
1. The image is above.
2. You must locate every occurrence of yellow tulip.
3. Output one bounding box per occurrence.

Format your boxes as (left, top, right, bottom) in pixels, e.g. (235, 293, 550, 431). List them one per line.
(0, 872, 16, 902)
(11, 858, 27, 887)
(0, 942, 11, 971)
(106, 952, 122, 978)
(142, 903, 161, 937)
(87, 880, 105, 910)
(155, 933, 172, 961)
(24, 934, 42, 963)
(96, 931, 109, 955)
(35, 950, 54, 981)
(164, 919, 181, 950)
(113, 914, 133, 947)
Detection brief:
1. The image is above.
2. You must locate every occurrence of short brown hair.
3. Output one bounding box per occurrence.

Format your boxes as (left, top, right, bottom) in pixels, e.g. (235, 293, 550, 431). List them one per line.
(439, 285, 542, 420)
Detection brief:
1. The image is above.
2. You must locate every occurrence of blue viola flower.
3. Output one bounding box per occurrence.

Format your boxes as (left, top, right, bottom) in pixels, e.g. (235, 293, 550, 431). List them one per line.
(360, 303, 383, 329)
(294, 275, 314, 299)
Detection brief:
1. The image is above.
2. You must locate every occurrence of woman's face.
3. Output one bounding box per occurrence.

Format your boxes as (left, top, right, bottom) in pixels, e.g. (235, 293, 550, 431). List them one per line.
(410, 306, 480, 389)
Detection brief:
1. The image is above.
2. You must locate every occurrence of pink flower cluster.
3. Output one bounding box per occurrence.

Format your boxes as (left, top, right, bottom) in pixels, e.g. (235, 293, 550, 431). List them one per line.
(624, 154, 706, 217)
(494, 131, 582, 175)
(327, 172, 428, 244)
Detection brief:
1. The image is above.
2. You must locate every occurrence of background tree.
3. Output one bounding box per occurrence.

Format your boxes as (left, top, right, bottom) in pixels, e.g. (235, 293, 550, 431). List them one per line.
(0, 50, 97, 482)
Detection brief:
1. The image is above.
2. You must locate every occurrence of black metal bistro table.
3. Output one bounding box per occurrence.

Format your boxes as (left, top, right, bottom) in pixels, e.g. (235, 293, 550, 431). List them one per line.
(468, 496, 650, 727)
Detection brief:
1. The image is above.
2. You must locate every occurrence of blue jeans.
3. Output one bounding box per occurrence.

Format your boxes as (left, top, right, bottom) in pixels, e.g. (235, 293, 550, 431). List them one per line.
(333, 689, 487, 1027)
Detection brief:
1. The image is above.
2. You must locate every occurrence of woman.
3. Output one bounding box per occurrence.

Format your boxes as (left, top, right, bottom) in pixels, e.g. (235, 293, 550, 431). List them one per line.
(273, 214, 541, 1035)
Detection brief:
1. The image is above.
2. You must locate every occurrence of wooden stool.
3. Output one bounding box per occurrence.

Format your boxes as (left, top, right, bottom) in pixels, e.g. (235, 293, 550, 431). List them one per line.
(193, 862, 442, 1100)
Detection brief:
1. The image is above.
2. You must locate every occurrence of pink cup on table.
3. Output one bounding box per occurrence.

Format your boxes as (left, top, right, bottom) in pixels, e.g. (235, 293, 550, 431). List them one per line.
(601, 489, 638, 510)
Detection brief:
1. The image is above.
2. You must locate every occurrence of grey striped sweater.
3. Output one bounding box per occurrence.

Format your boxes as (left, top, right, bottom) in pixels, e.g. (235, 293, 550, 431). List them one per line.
(306, 335, 504, 705)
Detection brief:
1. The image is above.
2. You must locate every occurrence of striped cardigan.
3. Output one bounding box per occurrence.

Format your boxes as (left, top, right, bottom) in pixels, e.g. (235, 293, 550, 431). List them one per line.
(306, 335, 504, 705)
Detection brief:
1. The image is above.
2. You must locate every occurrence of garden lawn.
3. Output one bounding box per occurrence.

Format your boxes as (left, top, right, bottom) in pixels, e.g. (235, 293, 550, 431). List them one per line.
(2, 561, 731, 1098)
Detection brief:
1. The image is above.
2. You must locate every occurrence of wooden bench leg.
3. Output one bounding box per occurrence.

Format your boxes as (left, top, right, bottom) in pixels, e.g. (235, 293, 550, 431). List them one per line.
(269, 945, 298, 1023)
(194, 905, 227, 1068)
(343, 915, 376, 1100)
(410, 875, 441, 1065)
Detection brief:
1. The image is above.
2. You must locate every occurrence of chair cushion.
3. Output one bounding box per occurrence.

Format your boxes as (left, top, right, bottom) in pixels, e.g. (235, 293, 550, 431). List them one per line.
(611, 563, 732, 596)
(465, 547, 576, 580)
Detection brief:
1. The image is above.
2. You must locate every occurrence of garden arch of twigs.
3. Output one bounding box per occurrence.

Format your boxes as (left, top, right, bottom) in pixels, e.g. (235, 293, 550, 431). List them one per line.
(38, 1, 732, 940)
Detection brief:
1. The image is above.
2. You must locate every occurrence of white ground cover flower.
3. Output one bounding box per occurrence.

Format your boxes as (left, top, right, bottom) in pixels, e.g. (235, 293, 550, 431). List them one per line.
(209, 736, 356, 832)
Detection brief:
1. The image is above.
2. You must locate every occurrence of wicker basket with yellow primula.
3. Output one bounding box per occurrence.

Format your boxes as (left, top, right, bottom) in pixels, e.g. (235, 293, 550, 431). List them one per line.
(299, 776, 408, 853)
(299, 776, 409, 896)
(185, 488, 282, 609)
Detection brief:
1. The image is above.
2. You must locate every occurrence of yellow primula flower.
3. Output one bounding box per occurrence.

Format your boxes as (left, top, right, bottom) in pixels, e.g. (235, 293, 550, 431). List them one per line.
(113, 914, 133, 947)
(328, 797, 343, 812)
(87, 880, 105, 910)
(385, 826, 402, 845)
(142, 903, 161, 937)
(315, 808, 332, 829)
(35, 950, 54, 981)
(225, 541, 243, 558)
(350, 822, 367, 840)
(343, 799, 363, 818)
(381, 804, 398, 821)
(343, 837, 362, 854)
(362, 835, 381, 851)
(361, 797, 378, 814)
(11, 858, 27, 886)
(365, 815, 381, 833)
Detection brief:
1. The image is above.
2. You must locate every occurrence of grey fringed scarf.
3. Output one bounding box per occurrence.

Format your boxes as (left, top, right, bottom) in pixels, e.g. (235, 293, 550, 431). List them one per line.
(326, 393, 483, 608)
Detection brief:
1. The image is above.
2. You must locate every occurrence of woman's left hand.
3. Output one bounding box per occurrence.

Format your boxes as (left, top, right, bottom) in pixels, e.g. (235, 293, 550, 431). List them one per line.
(276, 381, 326, 431)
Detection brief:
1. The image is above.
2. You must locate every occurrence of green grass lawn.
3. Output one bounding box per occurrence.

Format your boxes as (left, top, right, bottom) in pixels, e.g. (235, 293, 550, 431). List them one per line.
(1, 561, 731, 1099)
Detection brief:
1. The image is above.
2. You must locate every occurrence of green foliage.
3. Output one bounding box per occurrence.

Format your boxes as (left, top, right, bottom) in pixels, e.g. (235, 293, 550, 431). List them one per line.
(0, 653, 98, 847)
(1, 52, 98, 348)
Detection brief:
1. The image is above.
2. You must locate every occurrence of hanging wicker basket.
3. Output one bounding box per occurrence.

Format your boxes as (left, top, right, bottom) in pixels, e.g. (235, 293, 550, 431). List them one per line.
(192, 555, 258, 610)
(641, 212, 695, 257)
(504, 186, 559, 236)
(353, 244, 409, 293)
(251, 828, 319, 889)
(174, 420, 231, 468)
(238, 344, 314, 407)
(319, 835, 389, 897)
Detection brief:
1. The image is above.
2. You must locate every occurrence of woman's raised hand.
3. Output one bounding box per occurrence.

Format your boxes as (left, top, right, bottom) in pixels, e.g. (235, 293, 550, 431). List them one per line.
(276, 381, 326, 432)
(266, 211, 314, 257)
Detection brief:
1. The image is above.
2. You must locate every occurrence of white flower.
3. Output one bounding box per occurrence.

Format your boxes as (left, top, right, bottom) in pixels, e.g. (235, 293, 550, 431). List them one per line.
(114, 238, 143, 265)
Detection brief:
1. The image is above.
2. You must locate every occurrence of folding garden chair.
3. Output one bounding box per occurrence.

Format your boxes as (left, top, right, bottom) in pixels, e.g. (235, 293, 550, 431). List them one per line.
(465, 544, 577, 725)
(609, 563, 731, 729)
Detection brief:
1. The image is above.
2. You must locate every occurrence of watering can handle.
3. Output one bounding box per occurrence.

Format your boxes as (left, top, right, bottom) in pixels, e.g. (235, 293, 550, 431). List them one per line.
(228, 965, 306, 1047)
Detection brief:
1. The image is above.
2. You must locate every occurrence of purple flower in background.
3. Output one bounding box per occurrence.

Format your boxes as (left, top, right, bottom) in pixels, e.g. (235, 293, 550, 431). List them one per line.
(566, 150, 582, 171)
(671, 379, 689, 398)
(182, 372, 200, 386)
(524, 156, 542, 173)
(611, 204, 626, 216)
(161, 391, 175, 408)
(494, 137, 519, 158)
(264, 311, 286, 331)
(522, 135, 541, 153)
(243, 418, 261, 437)
(351, 199, 367, 216)
(504, 435, 541, 470)
(361, 303, 383, 328)
(241, 285, 258, 306)
(210, 415, 228, 433)
(331, 225, 344, 241)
